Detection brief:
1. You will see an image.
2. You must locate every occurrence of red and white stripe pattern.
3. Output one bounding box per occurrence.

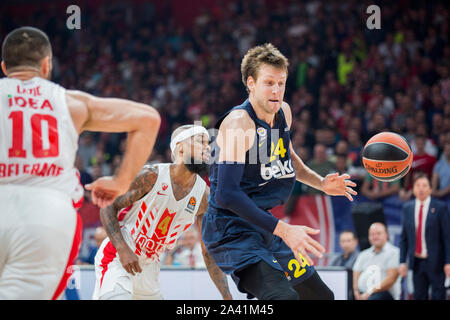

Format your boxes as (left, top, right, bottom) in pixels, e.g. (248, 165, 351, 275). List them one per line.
(272, 194, 335, 266)
(314, 195, 335, 266)
(99, 241, 117, 288)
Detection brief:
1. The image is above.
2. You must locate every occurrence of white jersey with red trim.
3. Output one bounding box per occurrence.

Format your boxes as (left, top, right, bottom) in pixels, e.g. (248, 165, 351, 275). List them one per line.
(118, 163, 206, 262)
(0, 77, 80, 200)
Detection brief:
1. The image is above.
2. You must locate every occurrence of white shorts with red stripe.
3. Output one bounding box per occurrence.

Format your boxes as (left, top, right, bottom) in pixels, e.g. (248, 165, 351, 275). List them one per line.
(93, 238, 163, 300)
(0, 184, 81, 300)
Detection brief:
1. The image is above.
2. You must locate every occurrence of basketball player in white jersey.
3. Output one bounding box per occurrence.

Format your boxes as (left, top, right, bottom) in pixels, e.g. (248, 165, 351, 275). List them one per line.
(93, 125, 232, 300)
(0, 27, 161, 299)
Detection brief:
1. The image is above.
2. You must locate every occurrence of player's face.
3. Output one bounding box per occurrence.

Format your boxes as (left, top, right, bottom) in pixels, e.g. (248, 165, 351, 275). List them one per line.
(250, 64, 287, 114)
(183, 133, 210, 174)
(189, 133, 210, 163)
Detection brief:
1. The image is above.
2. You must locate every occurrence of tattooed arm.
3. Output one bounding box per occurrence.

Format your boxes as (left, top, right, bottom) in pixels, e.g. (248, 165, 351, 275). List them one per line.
(99, 164, 158, 275)
(195, 187, 233, 300)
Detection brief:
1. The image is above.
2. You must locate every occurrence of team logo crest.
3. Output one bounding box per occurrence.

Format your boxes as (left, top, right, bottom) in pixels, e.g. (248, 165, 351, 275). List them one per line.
(186, 196, 196, 213)
(257, 127, 267, 137)
(162, 183, 168, 191)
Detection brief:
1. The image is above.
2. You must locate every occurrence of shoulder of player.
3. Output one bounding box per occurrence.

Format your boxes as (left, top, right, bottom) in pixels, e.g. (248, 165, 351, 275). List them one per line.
(281, 101, 292, 128)
(136, 164, 159, 189)
(65, 90, 91, 133)
(220, 109, 255, 131)
(113, 164, 159, 209)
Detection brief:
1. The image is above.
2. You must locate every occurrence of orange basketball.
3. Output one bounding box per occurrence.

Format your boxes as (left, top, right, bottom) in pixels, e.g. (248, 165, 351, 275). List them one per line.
(362, 132, 413, 182)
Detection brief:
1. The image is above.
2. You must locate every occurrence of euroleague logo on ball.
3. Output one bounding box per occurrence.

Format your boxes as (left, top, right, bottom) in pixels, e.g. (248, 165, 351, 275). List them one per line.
(362, 132, 412, 182)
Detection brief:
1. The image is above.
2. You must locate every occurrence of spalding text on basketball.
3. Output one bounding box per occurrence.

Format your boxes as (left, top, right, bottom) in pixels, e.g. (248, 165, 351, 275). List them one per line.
(365, 164, 398, 175)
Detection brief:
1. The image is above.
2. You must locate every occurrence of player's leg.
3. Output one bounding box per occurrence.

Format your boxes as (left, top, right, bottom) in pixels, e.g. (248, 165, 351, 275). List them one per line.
(99, 283, 132, 300)
(132, 259, 163, 300)
(0, 186, 79, 299)
(235, 260, 299, 300)
(271, 236, 334, 300)
(292, 270, 335, 300)
(93, 239, 133, 300)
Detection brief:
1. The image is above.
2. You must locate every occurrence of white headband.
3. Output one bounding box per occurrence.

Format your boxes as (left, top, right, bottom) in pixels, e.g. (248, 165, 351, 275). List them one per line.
(170, 126, 210, 154)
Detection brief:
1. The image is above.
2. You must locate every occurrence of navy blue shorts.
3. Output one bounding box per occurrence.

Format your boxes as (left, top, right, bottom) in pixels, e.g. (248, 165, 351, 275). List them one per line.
(201, 207, 315, 297)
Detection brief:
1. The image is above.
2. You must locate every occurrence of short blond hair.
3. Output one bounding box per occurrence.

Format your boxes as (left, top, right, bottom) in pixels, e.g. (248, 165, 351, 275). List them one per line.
(241, 43, 289, 93)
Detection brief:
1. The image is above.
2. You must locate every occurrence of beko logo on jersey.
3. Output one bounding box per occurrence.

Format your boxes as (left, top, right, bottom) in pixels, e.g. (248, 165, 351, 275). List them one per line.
(260, 159, 294, 180)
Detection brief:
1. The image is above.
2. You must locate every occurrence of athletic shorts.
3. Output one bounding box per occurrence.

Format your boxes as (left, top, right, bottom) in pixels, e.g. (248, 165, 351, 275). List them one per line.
(202, 207, 315, 298)
(0, 184, 81, 300)
(92, 238, 163, 300)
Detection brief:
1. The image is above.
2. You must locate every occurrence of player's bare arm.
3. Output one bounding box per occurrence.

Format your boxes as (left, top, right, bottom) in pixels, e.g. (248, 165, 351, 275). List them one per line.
(100, 165, 158, 275)
(196, 187, 232, 300)
(281, 102, 357, 201)
(217, 109, 255, 162)
(66, 90, 161, 208)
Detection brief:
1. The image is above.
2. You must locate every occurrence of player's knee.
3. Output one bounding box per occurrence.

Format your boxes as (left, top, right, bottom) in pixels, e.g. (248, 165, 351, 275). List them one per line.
(260, 286, 299, 300)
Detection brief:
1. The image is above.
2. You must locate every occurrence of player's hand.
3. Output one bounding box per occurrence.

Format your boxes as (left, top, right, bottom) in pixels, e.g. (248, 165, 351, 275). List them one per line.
(117, 245, 142, 276)
(85, 176, 130, 208)
(398, 263, 408, 278)
(275, 221, 325, 266)
(444, 264, 450, 278)
(359, 292, 370, 300)
(321, 173, 357, 201)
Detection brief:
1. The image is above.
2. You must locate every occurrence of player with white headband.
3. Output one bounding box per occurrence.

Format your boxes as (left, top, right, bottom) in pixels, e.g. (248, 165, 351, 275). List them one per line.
(93, 124, 232, 300)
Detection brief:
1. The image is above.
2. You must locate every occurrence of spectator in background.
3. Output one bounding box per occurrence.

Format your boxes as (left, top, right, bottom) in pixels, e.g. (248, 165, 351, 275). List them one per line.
(74, 155, 93, 187)
(76, 227, 107, 265)
(353, 223, 401, 300)
(347, 129, 364, 167)
(331, 230, 359, 269)
(398, 173, 450, 300)
(334, 154, 348, 176)
(174, 228, 205, 269)
(303, 143, 335, 195)
(360, 172, 401, 201)
(77, 133, 97, 169)
(400, 135, 437, 201)
(164, 227, 205, 269)
(432, 141, 450, 199)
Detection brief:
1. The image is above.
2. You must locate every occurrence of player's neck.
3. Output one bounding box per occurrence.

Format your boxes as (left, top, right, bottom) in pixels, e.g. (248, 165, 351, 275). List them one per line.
(248, 95, 276, 127)
(170, 163, 196, 188)
(6, 68, 43, 81)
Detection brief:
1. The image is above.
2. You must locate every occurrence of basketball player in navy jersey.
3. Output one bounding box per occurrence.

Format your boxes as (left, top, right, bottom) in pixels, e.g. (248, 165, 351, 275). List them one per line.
(202, 43, 357, 300)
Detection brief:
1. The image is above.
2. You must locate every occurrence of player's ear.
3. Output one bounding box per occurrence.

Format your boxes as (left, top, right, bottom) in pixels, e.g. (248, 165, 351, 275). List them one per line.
(1, 61, 7, 76)
(247, 76, 255, 92)
(41, 56, 51, 79)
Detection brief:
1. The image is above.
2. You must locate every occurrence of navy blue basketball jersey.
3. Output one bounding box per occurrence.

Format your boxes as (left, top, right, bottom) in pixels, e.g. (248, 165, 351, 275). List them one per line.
(209, 99, 296, 211)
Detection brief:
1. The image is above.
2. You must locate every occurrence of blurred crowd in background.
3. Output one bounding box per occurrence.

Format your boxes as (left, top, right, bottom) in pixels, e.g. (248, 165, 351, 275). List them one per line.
(1, 0, 449, 268)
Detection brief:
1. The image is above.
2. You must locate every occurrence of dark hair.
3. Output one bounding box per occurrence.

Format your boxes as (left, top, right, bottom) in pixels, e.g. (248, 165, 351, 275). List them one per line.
(415, 134, 427, 140)
(241, 43, 289, 93)
(2, 26, 52, 69)
(413, 171, 430, 185)
(340, 230, 356, 239)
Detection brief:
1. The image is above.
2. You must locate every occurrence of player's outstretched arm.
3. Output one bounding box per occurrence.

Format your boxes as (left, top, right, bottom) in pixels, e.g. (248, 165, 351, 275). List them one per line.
(281, 102, 357, 201)
(196, 187, 232, 300)
(215, 107, 325, 265)
(100, 165, 158, 275)
(67, 90, 161, 207)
